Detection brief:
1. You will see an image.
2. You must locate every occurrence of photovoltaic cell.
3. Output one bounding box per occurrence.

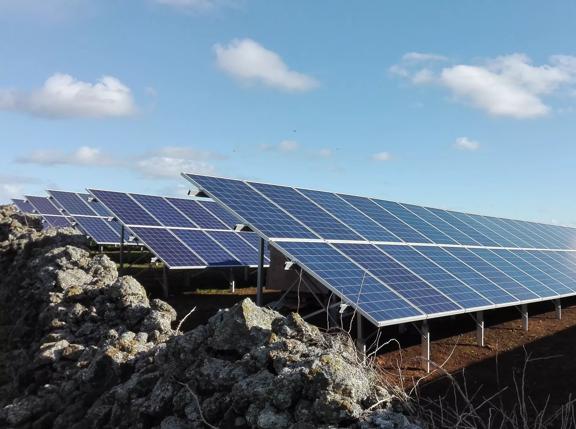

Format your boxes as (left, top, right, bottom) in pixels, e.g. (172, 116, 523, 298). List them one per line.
(197, 200, 242, 229)
(298, 189, 401, 242)
(131, 194, 196, 228)
(277, 241, 423, 324)
(379, 245, 493, 309)
(12, 199, 36, 214)
(48, 191, 96, 216)
(26, 196, 62, 216)
(89, 190, 160, 226)
(167, 198, 228, 229)
(43, 215, 73, 228)
(129, 227, 205, 268)
(333, 243, 461, 314)
(73, 216, 121, 244)
(184, 174, 317, 239)
(207, 231, 265, 266)
(172, 229, 241, 266)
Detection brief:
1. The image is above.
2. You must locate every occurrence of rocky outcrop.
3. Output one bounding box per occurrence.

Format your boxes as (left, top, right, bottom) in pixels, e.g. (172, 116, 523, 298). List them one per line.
(0, 205, 422, 429)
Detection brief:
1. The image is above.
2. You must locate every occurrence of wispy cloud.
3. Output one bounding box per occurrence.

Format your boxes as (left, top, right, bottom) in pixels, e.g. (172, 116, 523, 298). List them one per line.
(453, 137, 480, 151)
(371, 151, 392, 162)
(0, 173, 39, 201)
(0, 73, 137, 119)
(214, 38, 319, 92)
(153, 0, 237, 12)
(391, 53, 576, 119)
(260, 140, 300, 153)
(134, 146, 225, 179)
(16, 146, 114, 166)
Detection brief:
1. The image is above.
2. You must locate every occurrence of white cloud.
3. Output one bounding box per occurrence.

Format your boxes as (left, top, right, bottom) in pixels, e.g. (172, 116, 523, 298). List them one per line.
(401, 52, 448, 63)
(318, 148, 333, 158)
(260, 140, 300, 153)
(0, 73, 136, 119)
(154, 0, 233, 11)
(214, 38, 319, 92)
(454, 137, 480, 151)
(391, 53, 576, 119)
(134, 146, 224, 179)
(17, 146, 113, 166)
(0, 174, 39, 202)
(371, 152, 392, 162)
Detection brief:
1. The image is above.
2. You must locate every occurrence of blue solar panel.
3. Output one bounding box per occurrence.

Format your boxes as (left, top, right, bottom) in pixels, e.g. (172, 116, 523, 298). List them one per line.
(184, 174, 317, 239)
(78, 193, 112, 217)
(429, 209, 501, 247)
(471, 249, 556, 298)
(73, 216, 120, 244)
(48, 191, 96, 216)
(476, 216, 529, 248)
(207, 231, 265, 266)
(333, 243, 461, 314)
(43, 215, 73, 228)
(510, 250, 576, 293)
(491, 249, 572, 295)
(11, 199, 36, 214)
(167, 198, 228, 229)
(131, 194, 196, 228)
(172, 229, 241, 266)
(374, 200, 458, 245)
(26, 196, 62, 216)
(452, 212, 517, 247)
(197, 200, 244, 229)
(250, 183, 362, 240)
(89, 190, 160, 226)
(414, 246, 519, 304)
(129, 227, 205, 268)
(509, 220, 563, 249)
(277, 241, 423, 324)
(380, 245, 493, 309)
(298, 189, 401, 242)
(235, 231, 270, 262)
(338, 194, 432, 243)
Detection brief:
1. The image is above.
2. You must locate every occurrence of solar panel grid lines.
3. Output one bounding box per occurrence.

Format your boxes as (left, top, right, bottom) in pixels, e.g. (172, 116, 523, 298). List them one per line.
(25, 195, 62, 216)
(11, 199, 36, 214)
(297, 188, 402, 243)
(513, 250, 576, 293)
(207, 231, 269, 266)
(455, 212, 519, 248)
(47, 190, 97, 216)
(250, 182, 363, 241)
(475, 215, 530, 248)
(373, 200, 459, 245)
(493, 249, 574, 296)
(511, 220, 564, 249)
(274, 240, 425, 326)
(172, 229, 241, 266)
(197, 200, 241, 229)
(430, 209, 501, 247)
(182, 175, 318, 239)
(167, 198, 227, 230)
(42, 215, 73, 228)
(536, 223, 574, 249)
(332, 243, 463, 316)
(379, 244, 495, 311)
(73, 216, 122, 244)
(88, 190, 161, 226)
(496, 217, 548, 249)
(338, 194, 433, 244)
(453, 247, 553, 300)
(131, 194, 197, 228)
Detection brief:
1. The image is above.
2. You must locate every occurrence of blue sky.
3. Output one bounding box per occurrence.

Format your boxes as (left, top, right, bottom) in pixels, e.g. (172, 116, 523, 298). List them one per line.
(1, 0, 576, 225)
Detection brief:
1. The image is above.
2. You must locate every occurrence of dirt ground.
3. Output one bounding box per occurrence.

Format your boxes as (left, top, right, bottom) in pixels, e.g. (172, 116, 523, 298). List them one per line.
(375, 297, 576, 418)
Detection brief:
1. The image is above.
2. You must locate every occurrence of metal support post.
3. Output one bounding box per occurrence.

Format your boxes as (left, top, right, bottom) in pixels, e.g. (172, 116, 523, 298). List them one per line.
(356, 314, 366, 358)
(119, 225, 125, 274)
(398, 323, 407, 334)
(162, 266, 169, 298)
(421, 320, 431, 373)
(476, 311, 485, 347)
(256, 238, 265, 306)
(244, 266, 249, 282)
(229, 269, 236, 293)
(555, 299, 562, 320)
(521, 304, 529, 331)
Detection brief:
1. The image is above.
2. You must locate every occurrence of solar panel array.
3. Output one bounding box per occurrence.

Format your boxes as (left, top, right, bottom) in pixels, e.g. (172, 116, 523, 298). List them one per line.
(87, 189, 270, 270)
(183, 174, 576, 327)
(47, 191, 130, 245)
(22, 196, 75, 229)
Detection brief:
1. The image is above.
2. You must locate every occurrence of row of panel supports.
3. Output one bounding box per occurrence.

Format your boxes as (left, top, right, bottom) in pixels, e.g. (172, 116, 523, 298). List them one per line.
(415, 300, 563, 373)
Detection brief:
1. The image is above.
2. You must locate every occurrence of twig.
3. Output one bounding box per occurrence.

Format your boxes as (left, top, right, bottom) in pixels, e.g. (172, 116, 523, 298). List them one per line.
(175, 380, 219, 429)
(176, 306, 196, 333)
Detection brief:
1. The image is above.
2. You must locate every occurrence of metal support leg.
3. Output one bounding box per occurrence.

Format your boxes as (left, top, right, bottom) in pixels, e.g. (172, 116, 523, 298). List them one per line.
(521, 304, 529, 331)
(229, 269, 236, 293)
(476, 311, 485, 347)
(244, 266, 249, 282)
(162, 266, 169, 298)
(119, 225, 125, 274)
(421, 320, 431, 373)
(555, 299, 562, 320)
(399, 323, 407, 334)
(256, 238, 265, 306)
(356, 314, 366, 358)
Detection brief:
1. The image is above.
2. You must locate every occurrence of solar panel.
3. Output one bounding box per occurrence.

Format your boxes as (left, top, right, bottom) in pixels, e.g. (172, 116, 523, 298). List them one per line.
(24, 195, 76, 230)
(183, 174, 576, 326)
(88, 189, 269, 269)
(11, 199, 36, 214)
(47, 191, 129, 245)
